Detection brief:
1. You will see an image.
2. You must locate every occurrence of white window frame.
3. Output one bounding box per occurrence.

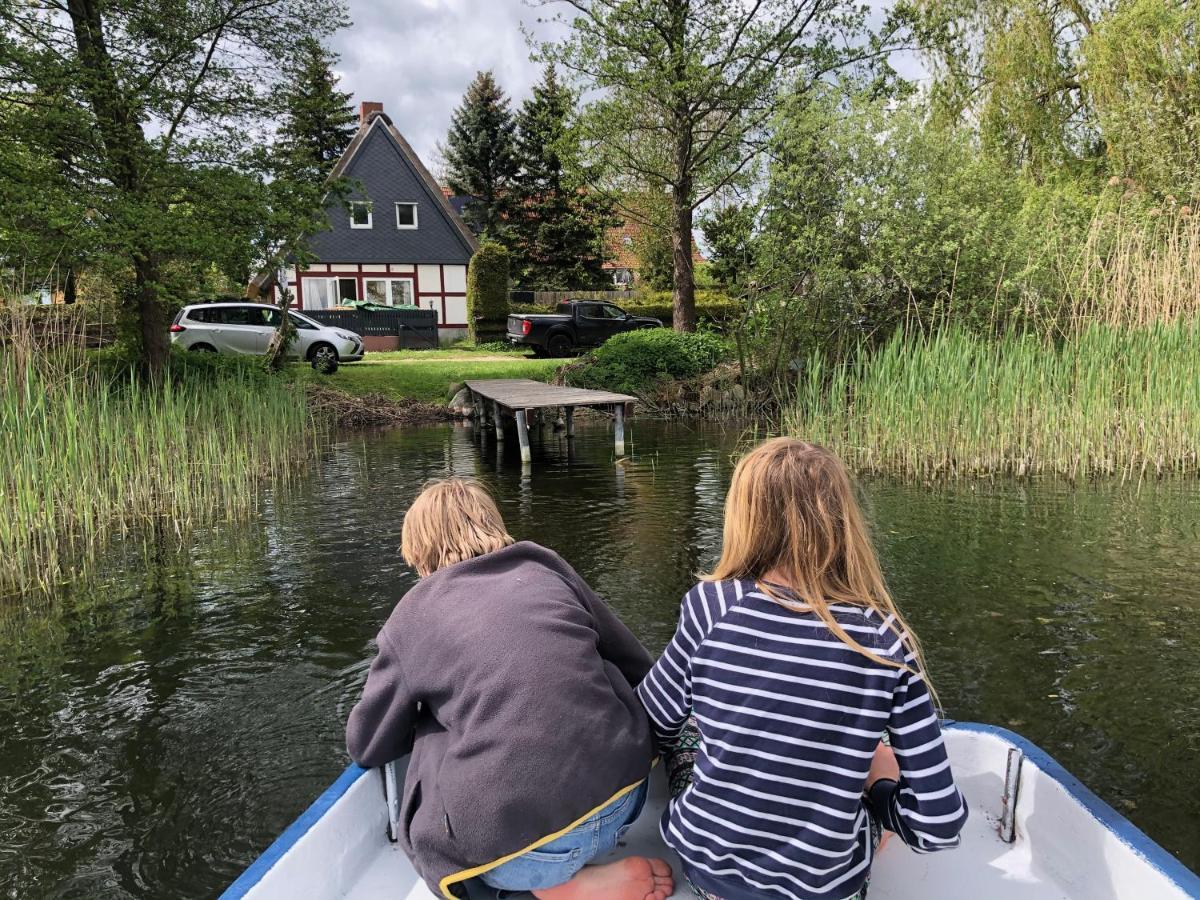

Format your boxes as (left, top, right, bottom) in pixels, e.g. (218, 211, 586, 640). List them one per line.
(395, 202, 419, 230)
(363, 277, 415, 306)
(349, 201, 373, 229)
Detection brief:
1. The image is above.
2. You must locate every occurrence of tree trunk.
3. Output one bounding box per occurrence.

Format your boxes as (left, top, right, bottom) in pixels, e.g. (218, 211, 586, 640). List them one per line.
(64, 268, 77, 304)
(671, 182, 696, 333)
(134, 258, 169, 380)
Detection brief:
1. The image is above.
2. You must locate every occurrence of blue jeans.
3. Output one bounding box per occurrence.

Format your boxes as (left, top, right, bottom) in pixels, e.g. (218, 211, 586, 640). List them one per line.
(476, 781, 649, 894)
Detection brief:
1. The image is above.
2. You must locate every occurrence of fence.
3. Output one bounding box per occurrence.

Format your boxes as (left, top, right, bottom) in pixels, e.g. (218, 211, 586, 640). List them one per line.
(305, 308, 439, 350)
(510, 289, 641, 308)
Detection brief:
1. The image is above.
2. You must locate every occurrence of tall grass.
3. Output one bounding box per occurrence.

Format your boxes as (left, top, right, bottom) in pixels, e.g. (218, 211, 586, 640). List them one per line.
(786, 321, 1200, 479)
(1070, 205, 1200, 327)
(0, 309, 317, 600)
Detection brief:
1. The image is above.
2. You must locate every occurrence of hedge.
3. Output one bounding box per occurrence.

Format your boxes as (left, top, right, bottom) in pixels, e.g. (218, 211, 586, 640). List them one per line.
(468, 241, 510, 344)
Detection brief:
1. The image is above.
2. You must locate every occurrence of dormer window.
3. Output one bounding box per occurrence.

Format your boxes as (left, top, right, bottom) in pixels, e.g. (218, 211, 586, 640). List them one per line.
(395, 202, 418, 229)
(349, 201, 373, 229)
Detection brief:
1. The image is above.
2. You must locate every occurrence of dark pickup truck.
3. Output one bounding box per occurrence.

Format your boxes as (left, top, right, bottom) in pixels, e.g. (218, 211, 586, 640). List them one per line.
(507, 300, 663, 357)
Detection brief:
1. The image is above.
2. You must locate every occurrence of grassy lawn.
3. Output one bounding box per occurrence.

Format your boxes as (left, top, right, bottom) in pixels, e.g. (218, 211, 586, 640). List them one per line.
(291, 349, 562, 403)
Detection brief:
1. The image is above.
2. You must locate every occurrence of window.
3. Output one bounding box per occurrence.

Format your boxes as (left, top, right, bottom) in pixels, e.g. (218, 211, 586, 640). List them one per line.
(337, 278, 358, 302)
(395, 202, 418, 229)
(578, 303, 604, 319)
(224, 306, 255, 326)
(364, 278, 415, 306)
(288, 312, 318, 330)
(599, 304, 627, 320)
(349, 201, 373, 228)
(254, 308, 281, 327)
(305, 279, 336, 310)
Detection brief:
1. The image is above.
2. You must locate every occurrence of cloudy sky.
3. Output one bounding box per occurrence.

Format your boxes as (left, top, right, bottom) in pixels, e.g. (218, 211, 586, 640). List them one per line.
(328, 0, 562, 167)
(328, 0, 927, 168)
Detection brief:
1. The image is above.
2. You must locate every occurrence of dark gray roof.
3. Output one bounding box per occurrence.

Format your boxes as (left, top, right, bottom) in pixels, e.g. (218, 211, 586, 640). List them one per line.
(307, 114, 477, 265)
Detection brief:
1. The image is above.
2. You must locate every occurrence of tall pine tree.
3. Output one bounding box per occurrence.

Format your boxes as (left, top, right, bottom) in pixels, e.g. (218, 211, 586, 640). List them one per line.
(278, 37, 356, 180)
(445, 71, 518, 239)
(511, 65, 613, 290)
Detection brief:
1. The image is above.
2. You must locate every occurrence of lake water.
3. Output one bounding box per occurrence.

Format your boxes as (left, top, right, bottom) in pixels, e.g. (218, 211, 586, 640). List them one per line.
(2, 420, 1198, 897)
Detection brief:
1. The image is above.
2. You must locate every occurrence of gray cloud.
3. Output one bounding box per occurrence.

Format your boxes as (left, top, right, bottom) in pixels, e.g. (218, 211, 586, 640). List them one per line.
(329, 0, 554, 166)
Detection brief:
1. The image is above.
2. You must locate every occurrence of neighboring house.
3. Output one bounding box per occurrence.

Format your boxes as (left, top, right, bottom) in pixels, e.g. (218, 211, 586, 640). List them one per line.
(266, 102, 478, 342)
(601, 219, 705, 288)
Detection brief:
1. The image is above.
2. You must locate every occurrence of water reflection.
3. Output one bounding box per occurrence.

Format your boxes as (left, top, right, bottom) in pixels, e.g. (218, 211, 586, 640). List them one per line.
(1, 421, 1197, 898)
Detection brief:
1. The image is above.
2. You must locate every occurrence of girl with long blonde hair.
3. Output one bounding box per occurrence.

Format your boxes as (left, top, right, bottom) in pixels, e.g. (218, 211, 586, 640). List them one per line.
(637, 438, 967, 900)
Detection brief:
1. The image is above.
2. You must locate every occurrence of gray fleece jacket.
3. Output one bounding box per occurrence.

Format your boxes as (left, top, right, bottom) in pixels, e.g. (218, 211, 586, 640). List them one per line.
(345, 541, 655, 898)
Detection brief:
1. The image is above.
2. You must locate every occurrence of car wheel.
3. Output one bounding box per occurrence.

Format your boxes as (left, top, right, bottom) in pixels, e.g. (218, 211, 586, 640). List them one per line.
(547, 333, 574, 358)
(189, 343, 218, 352)
(310, 343, 339, 374)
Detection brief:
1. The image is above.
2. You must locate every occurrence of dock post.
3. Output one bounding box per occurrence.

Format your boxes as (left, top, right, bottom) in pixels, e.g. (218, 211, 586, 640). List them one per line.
(493, 401, 504, 441)
(613, 403, 626, 456)
(565, 405, 575, 439)
(515, 408, 532, 464)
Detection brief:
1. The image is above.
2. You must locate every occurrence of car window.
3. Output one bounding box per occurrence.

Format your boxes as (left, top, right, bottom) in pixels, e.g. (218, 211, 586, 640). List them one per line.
(288, 312, 318, 330)
(578, 303, 603, 319)
(186, 307, 216, 324)
(600, 304, 627, 320)
(223, 307, 254, 326)
(250, 308, 280, 327)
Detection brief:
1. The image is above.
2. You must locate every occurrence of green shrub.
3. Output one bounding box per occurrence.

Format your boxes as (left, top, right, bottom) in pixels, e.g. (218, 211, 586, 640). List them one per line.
(467, 241, 510, 344)
(566, 328, 730, 396)
(619, 290, 745, 327)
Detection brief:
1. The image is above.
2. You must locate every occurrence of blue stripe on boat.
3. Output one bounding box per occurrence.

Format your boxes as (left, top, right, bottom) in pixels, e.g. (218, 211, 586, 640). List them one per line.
(219, 763, 372, 899)
(945, 723, 1200, 898)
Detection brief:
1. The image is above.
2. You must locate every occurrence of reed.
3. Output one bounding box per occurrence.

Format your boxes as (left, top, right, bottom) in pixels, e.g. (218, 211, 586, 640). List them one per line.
(0, 307, 317, 600)
(784, 321, 1200, 479)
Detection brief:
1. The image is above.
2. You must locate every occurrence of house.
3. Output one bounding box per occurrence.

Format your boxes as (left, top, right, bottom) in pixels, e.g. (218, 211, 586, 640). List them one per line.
(269, 102, 477, 342)
(601, 217, 705, 289)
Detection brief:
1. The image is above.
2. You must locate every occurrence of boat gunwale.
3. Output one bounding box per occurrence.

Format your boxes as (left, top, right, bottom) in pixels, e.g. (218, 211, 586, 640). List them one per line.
(219, 762, 373, 899)
(944, 721, 1200, 897)
(219, 723, 1200, 899)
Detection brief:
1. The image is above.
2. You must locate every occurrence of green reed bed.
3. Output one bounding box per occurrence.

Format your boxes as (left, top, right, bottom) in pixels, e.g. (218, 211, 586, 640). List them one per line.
(785, 320, 1200, 479)
(0, 342, 317, 600)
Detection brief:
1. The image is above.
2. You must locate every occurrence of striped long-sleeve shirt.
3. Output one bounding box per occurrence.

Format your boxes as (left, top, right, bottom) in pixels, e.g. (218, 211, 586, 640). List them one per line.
(637, 579, 968, 900)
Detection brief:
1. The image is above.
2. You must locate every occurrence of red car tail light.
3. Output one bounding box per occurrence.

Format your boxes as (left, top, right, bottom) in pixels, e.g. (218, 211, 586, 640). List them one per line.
(169, 324, 186, 333)
(522, 319, 532, 335)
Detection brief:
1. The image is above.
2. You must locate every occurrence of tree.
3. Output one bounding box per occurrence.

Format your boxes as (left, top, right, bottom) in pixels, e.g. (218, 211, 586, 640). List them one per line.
(0, 0, 347, 378)
(700, 203, 757, 287)
(277, 37, 356, 181)
(539, 0, 908, 332)
(510, 65, 613, 290)
(445, 71, 518, 240)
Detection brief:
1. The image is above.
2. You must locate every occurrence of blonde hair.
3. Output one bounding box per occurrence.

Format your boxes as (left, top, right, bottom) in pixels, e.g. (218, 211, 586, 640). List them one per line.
(706, 437, 932, 682)
(401, 478, 515, 577)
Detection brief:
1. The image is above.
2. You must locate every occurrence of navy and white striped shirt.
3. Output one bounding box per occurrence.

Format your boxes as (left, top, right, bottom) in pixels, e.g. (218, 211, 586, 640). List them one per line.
(637, 579, 968, 900)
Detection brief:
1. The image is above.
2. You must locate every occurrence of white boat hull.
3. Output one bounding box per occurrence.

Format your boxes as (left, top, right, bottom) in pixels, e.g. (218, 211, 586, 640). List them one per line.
(223, 723, 1200, 900)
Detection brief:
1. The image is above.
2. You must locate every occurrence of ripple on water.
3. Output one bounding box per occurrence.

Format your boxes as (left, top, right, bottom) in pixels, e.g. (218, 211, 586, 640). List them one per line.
(2, 421, 1198, 897)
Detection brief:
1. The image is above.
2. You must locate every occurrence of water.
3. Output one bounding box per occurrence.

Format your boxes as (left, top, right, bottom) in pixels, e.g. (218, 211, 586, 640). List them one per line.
(2, 420, 1198, 897)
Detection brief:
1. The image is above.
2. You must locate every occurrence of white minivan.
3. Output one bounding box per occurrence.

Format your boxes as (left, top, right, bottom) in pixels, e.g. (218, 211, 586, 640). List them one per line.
(170, 303, 364, 368)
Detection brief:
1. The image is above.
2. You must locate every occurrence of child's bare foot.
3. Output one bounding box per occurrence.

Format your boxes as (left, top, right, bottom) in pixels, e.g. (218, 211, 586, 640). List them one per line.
(534, 856, 674, 900)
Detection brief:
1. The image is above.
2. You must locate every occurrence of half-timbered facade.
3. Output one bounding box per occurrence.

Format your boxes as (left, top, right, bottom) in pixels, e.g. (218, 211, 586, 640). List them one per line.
(273, 102, 477, 341)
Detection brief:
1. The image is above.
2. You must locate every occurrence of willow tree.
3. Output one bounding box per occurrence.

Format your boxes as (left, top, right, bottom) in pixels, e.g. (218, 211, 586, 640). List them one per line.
(0, 0, 348, 378)
(538, 0, 907, 332)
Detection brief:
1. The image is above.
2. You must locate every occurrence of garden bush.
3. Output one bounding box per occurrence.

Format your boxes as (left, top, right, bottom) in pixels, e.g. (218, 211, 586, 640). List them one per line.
(467, 241, 510, 344)
(565, 328, 730, 396)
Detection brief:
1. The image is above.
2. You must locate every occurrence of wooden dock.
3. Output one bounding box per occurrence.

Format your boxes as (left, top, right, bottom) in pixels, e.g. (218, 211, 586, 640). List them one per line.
(465, 379, 637, 463)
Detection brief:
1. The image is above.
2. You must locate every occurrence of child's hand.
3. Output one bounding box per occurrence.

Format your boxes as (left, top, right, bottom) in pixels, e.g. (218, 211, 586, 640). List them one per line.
(867, 741, 900, 789)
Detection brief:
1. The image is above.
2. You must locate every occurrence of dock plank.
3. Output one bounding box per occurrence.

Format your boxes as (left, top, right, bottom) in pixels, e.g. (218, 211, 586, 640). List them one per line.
(465, 379, 635, 410)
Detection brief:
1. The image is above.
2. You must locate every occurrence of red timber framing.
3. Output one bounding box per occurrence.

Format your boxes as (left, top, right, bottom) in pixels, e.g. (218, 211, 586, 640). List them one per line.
(283, 262, 469, 329)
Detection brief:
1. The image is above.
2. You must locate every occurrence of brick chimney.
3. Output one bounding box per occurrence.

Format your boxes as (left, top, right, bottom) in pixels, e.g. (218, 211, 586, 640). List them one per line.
(359, 101, 384, 125)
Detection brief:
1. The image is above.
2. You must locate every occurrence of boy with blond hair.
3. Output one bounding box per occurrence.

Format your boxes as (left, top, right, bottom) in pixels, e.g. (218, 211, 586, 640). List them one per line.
(347, 478, 673, 900)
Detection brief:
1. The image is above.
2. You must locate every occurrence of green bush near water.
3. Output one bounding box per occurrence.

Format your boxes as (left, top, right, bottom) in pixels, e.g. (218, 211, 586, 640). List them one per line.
(786, 321, 1200, 479)
(0, 344, 316, 600)
(566, 329, 730, 397)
